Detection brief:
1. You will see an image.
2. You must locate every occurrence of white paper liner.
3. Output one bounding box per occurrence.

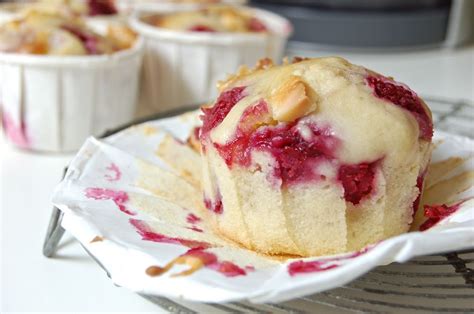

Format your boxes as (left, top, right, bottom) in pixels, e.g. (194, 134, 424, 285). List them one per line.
(130, 5, 292, 115)
(51, 111, 474, 303)
(0, 38, 144, 152)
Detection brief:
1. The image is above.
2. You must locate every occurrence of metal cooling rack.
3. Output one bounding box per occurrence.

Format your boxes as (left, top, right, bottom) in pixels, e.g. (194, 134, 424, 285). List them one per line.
(43, 96, 474, 313)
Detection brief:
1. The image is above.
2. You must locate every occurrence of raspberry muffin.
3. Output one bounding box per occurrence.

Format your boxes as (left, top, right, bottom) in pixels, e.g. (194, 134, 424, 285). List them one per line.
(26, 0, 117, 17)
(0, 11, 142, 152)
(146, 5, 267, 33)
(130, 4, 290, 114)
(0, 11, 134, 55)
(200, 57, 433, 256)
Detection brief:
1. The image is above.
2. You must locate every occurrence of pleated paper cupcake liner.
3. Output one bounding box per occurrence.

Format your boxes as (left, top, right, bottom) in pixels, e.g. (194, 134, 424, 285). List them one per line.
(51, 111, 474, 303)
(130, 5, 292, 114)
(0, 38, 144, 152)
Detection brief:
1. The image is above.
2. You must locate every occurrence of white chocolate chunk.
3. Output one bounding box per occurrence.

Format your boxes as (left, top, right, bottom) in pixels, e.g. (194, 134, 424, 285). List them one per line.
(269, 76, 317, 122)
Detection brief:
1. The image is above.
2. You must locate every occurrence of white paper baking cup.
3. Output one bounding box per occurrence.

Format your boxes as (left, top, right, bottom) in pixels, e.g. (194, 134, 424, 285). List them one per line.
(130, 5, 292, 114)
(0, 38, 144, 153)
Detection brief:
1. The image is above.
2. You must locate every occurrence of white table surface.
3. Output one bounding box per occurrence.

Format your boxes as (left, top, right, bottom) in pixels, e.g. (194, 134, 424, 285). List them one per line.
(1, 45, 473, 312)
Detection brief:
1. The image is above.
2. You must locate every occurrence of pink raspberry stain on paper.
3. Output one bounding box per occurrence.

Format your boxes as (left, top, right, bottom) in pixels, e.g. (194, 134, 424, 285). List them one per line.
(131, 220, 247, 278)
(288, 246, 373, 276)
(288, 260, 338, 275)
(2, 111, 29, 148)
(208, 261, 246, 277)
(104, 163, 121, 182)
(186, 213, 201, 224)
(186, 213, 204, 233)
(185, 248, 246, 277)
(187, 226, 204, 233)
(245, 265, 256, 271)
(85, 187, 135, 215)
(130, 219, 211, 249)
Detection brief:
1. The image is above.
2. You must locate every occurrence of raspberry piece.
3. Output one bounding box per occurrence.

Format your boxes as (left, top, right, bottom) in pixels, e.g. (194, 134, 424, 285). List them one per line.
(248, 18, 267, 32)
(61, 25, 100, 54)
(419, 203, 461, 231)
(367, 75, 433, 141)
(130, 219, 211, 248)
(338, 161, 379, 205)
(188, 25, 216, 32)
(88, 0, 117, 16)
(209, 261, 246, 277)
(201, 86, 246, 138)
(215, 102, 339, 186)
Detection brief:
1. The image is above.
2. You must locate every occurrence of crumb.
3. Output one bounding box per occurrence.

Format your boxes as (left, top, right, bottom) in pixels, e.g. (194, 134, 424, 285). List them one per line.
(90, 236, 104, 243)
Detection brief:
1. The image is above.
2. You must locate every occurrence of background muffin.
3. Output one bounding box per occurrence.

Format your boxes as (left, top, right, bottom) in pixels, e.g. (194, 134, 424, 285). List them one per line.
(23, 0, 118, 17)
(0, 11, 128, 55)
(0, 11, 143, 152)
(130, 4, 291, 116)
(147, 5, 266, 33)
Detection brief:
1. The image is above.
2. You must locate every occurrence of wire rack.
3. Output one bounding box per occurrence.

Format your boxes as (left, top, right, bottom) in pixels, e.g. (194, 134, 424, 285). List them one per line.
(43, 96, 474, 313)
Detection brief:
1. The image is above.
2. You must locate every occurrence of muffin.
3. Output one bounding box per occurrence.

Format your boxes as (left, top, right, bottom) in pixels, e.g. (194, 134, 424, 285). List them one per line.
(0, 11, 142, 152)
(199, 57, 433, 256)
(24, 0, 118, 17)
(130, 4, 291, 115)
(146, 5, 267, 33)
(0, 0, 126, 35)
(0, 11, 134, 54)
(0, 0, 118, 23)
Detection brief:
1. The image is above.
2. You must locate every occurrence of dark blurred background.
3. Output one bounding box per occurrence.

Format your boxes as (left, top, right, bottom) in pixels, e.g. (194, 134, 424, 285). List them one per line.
(249, 0, 473, 50)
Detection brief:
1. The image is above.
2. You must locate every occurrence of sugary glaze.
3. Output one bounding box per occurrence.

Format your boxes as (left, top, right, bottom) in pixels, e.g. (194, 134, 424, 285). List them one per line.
(200, 57, 433, 256)
(0, 11, 135, 55)
(146, 5, 267, 33)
